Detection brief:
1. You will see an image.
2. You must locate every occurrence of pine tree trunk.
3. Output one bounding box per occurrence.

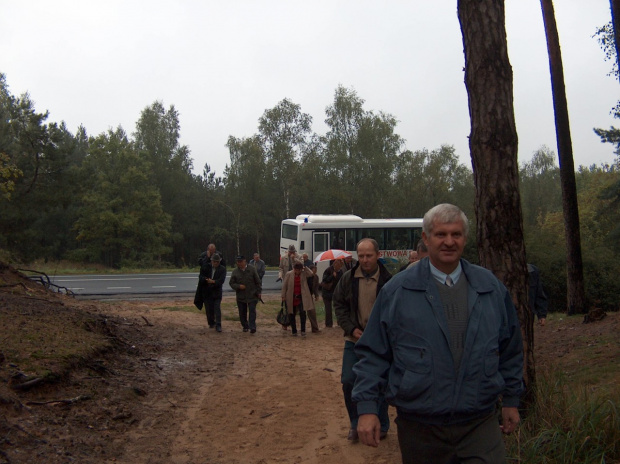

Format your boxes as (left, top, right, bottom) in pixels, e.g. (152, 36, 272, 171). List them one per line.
(611, 0, 620, 74)
(540, 0, 586, 315)
(457, 0, 535, 402)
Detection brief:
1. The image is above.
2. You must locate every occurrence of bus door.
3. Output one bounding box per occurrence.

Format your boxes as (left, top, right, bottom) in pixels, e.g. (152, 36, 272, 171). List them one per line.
(313, 232, 330, 281)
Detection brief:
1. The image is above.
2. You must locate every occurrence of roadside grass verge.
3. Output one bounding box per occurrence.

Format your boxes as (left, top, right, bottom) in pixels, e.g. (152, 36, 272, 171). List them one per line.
(18, 260, 280, 276)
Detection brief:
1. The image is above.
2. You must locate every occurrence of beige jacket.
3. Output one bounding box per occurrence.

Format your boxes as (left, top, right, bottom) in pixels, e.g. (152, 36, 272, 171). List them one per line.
(281, 267, 315, 314)
(278, 253, 300, 279)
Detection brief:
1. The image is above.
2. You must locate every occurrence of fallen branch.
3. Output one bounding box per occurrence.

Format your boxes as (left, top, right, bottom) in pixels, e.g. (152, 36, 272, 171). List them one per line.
(26, 394, 92, 406)
(141, 315, 153, 326)
(10, 377, 44, 391)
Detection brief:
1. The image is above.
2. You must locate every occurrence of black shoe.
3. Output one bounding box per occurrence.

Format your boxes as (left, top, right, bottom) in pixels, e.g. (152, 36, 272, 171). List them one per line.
(347, 428, 358, 442)
(209, 324, 215, 329)
(250, 328, 256, 334)
(216, 326, 222, 332)
(301, 331, 306, 336)
(292, 332, 298, 336)
(243, 328, 249, 332)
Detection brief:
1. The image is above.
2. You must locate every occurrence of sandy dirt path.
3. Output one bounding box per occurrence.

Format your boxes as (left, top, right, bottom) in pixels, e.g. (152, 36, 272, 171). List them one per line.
(106, 297, 402, 464)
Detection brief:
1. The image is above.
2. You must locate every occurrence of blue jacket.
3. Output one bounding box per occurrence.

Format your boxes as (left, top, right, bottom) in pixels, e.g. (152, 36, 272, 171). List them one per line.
(352, 258, 523, 425)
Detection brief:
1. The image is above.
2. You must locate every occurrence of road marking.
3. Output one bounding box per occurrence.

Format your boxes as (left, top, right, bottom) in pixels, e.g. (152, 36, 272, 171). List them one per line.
(152, 285, 176, 288)
(107, 286, 131, 289)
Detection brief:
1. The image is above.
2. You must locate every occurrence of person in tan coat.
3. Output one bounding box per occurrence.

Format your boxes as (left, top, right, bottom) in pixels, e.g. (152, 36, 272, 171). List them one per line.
(281, 261, 315, 336)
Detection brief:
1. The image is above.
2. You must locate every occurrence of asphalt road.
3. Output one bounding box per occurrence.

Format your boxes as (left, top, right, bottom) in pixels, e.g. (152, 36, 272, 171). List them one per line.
(47, 270, 282, 299)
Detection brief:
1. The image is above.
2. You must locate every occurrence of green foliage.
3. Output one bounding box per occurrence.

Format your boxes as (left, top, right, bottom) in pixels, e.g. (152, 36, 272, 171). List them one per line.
(593, 22, 620, 156)
(71, 128, 172, 268)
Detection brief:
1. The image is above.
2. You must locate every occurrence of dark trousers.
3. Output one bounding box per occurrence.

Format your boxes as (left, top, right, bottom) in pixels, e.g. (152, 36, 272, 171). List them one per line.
(323, 297, 334, 327)
(396, 412, 505, 464)
(341, 340, 390, 431)
(289, 303, 306, 334)
(205, 297, 222, 327)
(237, 301, 256, 330)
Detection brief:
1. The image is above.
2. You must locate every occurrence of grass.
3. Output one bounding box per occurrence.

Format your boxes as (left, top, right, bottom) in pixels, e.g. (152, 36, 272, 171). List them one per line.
(17, 259, 281, 276)
(505, 370, 620, 463)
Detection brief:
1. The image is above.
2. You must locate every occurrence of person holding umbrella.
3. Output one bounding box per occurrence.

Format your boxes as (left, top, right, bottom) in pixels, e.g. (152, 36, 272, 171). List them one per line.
(281, 260, 315, 336)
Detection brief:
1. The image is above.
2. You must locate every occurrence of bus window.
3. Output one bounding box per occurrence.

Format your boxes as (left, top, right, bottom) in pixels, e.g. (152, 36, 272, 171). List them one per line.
(331, 229, 345, 250)
(313, 233, 329, 253)
(386, 228, 412, 250)
(359, 228, 385, 249)
(345, 229, 357, 251)
(282, 223, 298, 241)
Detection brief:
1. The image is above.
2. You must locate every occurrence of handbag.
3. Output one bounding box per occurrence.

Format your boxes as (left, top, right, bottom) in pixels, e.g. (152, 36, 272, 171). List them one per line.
(277, 301, 290, 326)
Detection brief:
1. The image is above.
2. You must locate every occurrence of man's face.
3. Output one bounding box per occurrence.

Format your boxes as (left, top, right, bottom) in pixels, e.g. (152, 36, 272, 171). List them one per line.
(236, 259, 246, 269)
(333, 259, 343, 270)
(423, 220, 466, 274)
(408, 251, 419, 263)
(208, 244, 216, 254)
(212, 260, 220, 267)
(254, 254, 259, 261)
(294, 267, 302, 275)
(357, 241, 379, 274)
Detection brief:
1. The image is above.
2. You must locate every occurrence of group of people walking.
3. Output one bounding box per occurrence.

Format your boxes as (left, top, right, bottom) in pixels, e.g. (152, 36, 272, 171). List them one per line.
(194, 245, 264, 334)
(195, 203, 540, 463)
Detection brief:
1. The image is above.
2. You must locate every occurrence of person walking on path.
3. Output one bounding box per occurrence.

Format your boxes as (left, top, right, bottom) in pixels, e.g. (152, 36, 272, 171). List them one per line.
(352, 203, 523, 463)
(321, 258, 344, 328)
(528, 263, 548, 326)
(199, 253, 227, 332)
(229, 255, 262, 333)
(306, 263, 321, 333)
(249, 253, 266, 281)
(277, 244, 299, 282)
(333, 238, 392, 442)
(281, 261, 315, 336)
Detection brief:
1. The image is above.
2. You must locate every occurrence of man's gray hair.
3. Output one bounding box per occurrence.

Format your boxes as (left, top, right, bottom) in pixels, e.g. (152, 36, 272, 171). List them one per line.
(423, 204, 469, 237)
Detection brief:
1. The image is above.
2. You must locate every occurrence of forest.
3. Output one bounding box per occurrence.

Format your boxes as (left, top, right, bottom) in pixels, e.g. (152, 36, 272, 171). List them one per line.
(0, 67, 619, 315)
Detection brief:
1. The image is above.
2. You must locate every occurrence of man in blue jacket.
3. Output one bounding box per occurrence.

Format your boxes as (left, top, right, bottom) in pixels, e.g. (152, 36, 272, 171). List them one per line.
(353, 204, 523, 463)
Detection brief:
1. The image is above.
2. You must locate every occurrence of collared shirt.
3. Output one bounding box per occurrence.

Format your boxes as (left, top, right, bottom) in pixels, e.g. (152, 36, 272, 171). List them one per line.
(354, 266, 380, 331)
(429, 261, 463, 286)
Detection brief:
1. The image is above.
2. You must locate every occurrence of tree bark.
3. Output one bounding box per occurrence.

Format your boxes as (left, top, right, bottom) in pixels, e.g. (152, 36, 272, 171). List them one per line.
(611, 0, 620, 75)
(457, 0, 535, 402)
(540, 0, 586, 315)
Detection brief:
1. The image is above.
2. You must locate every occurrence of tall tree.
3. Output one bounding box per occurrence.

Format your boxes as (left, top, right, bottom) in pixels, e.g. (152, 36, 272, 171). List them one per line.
(457, 0, 534, 396)
(225, 135, 269, 256)
(611, 0, 620, 72)
(74, 128, 171, 267)
(324, 85, 402, 216)
(258, 98, 312, 219)
(540, 0, 586, 316)
(133, 101, 198, 265)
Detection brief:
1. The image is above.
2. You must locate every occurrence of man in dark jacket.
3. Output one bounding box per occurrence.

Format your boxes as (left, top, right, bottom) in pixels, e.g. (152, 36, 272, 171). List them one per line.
(229, 255, 262, 333)
(528, 263, 548, 326)
(200, 253, 227, 332)
(333, 238, 392, 442)
(198, 243, 226, 268)
(352, 204, 523, 463)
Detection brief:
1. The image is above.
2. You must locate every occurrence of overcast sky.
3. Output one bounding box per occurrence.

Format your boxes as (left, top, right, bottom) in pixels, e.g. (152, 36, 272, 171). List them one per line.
(1, 1, 618, 177)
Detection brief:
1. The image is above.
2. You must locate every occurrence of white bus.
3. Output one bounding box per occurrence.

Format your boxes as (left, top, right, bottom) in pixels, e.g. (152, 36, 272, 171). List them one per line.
(279, 214, 423, 275)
